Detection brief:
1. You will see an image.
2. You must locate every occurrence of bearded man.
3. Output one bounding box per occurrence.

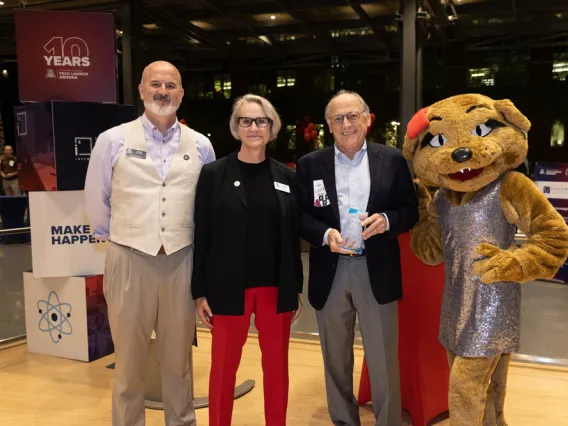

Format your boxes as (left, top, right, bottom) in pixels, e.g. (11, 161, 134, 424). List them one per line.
(85, 61, 215, 426)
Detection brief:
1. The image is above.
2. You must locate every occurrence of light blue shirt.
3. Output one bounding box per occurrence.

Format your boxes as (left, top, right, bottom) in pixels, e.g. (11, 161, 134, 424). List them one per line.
(323, 141, 389, 246)
(84, 114, 216, 240)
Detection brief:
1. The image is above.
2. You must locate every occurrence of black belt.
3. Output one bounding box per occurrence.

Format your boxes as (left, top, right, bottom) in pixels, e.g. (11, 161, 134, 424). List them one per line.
(338, 249, 366, 257)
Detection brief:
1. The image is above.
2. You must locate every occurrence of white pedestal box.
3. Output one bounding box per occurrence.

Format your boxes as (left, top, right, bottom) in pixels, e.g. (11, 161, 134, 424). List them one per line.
(24, 272, 113, 362)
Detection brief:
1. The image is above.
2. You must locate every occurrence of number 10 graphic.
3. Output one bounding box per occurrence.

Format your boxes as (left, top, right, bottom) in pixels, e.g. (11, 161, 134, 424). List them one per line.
(44, 37, 90, 57)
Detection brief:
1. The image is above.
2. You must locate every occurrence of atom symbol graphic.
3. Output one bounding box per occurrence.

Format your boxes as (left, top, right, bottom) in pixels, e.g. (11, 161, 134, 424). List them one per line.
(37, 291, 73, 344)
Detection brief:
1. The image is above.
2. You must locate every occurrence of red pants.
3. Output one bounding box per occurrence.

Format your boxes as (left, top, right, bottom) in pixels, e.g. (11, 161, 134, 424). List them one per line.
(209, 287, 292, 426)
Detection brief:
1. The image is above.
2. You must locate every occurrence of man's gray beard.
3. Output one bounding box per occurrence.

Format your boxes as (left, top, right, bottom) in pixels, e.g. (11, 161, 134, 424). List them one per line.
(144, 100, 179, 116)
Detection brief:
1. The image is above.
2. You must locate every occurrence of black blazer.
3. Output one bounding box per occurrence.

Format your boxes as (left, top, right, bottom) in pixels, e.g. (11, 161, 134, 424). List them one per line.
(191, 151, 303, 316)
(295, 143, 418, 310)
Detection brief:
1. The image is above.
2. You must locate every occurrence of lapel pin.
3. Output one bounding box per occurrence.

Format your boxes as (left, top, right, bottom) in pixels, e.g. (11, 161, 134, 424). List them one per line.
(234, 181, 241, 187)
(183, 154, 190, 160)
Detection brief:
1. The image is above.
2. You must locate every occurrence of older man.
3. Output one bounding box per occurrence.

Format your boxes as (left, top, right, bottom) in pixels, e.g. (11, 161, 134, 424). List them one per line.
(296, 90, 418, 426)
(85, 61, 215, 426)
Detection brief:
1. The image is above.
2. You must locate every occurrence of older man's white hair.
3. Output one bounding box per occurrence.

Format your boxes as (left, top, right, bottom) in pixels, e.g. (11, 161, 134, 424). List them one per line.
(324, 89, 370, 124)
(229, 94, 282, 141)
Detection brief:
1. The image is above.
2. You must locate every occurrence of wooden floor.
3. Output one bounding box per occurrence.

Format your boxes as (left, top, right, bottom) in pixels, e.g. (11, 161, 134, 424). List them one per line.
(0, 331, 567, 425)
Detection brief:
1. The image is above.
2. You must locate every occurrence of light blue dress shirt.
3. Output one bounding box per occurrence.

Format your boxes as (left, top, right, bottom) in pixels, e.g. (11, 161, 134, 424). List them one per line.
(323, 141, 389, 247)
(84, 114, 216, 240)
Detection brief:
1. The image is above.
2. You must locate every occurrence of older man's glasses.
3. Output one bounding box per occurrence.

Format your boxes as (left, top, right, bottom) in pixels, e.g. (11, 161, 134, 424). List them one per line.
(236, 117, 272, 128)
(331, 111, 366, 126)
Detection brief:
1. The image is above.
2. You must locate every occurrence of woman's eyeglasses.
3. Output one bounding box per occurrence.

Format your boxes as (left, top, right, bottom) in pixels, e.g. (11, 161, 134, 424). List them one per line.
(236, 117, 272, 128)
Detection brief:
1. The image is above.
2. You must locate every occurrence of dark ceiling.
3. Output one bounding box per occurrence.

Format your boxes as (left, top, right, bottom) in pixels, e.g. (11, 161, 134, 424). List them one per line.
(1, 0, 568, 70)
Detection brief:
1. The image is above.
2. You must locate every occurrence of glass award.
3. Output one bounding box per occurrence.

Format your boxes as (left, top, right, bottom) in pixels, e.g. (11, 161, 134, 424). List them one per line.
(340, 208, 368, 254)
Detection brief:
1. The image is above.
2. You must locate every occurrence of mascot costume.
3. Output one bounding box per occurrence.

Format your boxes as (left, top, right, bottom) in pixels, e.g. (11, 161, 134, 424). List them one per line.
(402, 94, 568, 425)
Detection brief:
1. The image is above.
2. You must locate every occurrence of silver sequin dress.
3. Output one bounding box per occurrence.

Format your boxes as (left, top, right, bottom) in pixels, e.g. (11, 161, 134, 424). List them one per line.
(435, 174, 521, 357)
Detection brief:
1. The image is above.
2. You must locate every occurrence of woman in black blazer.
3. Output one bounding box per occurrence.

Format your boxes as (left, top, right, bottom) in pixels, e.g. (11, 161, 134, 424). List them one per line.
(192, 94, 303, 426)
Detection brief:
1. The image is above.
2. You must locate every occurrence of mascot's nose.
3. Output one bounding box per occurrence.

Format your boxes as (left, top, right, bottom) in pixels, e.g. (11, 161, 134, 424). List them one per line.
(452, 147, 472, 163)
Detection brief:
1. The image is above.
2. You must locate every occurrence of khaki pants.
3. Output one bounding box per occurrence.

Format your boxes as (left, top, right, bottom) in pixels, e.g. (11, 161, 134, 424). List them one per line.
(104, 242, 196, 426)
(2, 178, 20, 196)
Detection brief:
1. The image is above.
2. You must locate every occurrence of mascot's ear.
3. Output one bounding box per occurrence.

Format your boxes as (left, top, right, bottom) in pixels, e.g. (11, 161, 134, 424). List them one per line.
(403, 107, 430, 161)
(494, 99, 531, 133)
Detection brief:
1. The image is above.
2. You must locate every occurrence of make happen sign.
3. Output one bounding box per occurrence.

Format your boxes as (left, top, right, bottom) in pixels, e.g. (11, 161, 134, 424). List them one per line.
(51, 225, 99, 245)
(14, 9, 117, 103)
(29, 191, 106, 278)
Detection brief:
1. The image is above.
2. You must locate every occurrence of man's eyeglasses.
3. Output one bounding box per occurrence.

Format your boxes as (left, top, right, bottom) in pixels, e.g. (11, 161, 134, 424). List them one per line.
(330, 111, 367, 126)
(236, 117, 272, 128)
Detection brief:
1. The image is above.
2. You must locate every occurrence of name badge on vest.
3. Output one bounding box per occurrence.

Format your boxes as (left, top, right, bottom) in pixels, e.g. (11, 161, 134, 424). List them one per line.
(126, 148, 147, 159)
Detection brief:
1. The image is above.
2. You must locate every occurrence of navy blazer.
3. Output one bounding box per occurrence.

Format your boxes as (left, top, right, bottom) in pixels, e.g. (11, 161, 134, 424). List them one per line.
(295, 142, 418, 310)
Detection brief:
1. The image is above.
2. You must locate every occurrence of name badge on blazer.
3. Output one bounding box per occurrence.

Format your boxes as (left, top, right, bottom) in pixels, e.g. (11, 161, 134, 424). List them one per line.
(274, 182, 290, 193)
(313, 179, 330, 207)
(126, 148, 147, 159)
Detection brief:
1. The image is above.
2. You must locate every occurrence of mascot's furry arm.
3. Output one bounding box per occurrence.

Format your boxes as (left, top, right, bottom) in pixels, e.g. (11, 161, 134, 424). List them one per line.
(410, 181, 443, 266)
(409, 172, 568, 282)
(473, 171, 568, 283)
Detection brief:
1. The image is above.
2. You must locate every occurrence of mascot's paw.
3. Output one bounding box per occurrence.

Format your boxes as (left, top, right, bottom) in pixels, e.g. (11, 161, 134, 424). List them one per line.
(472, 243, 524, 284)
(415, 178, 437, 216)
(415, 178, 430, 196)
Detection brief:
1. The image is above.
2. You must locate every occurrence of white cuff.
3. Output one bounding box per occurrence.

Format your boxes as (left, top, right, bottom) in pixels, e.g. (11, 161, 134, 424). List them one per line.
(323, 228, 332, 246)
(381, 213, 390, 231)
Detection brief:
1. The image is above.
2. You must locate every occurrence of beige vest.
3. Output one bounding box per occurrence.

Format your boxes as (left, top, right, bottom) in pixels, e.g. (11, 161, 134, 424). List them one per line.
(109, 118, 201, 255)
